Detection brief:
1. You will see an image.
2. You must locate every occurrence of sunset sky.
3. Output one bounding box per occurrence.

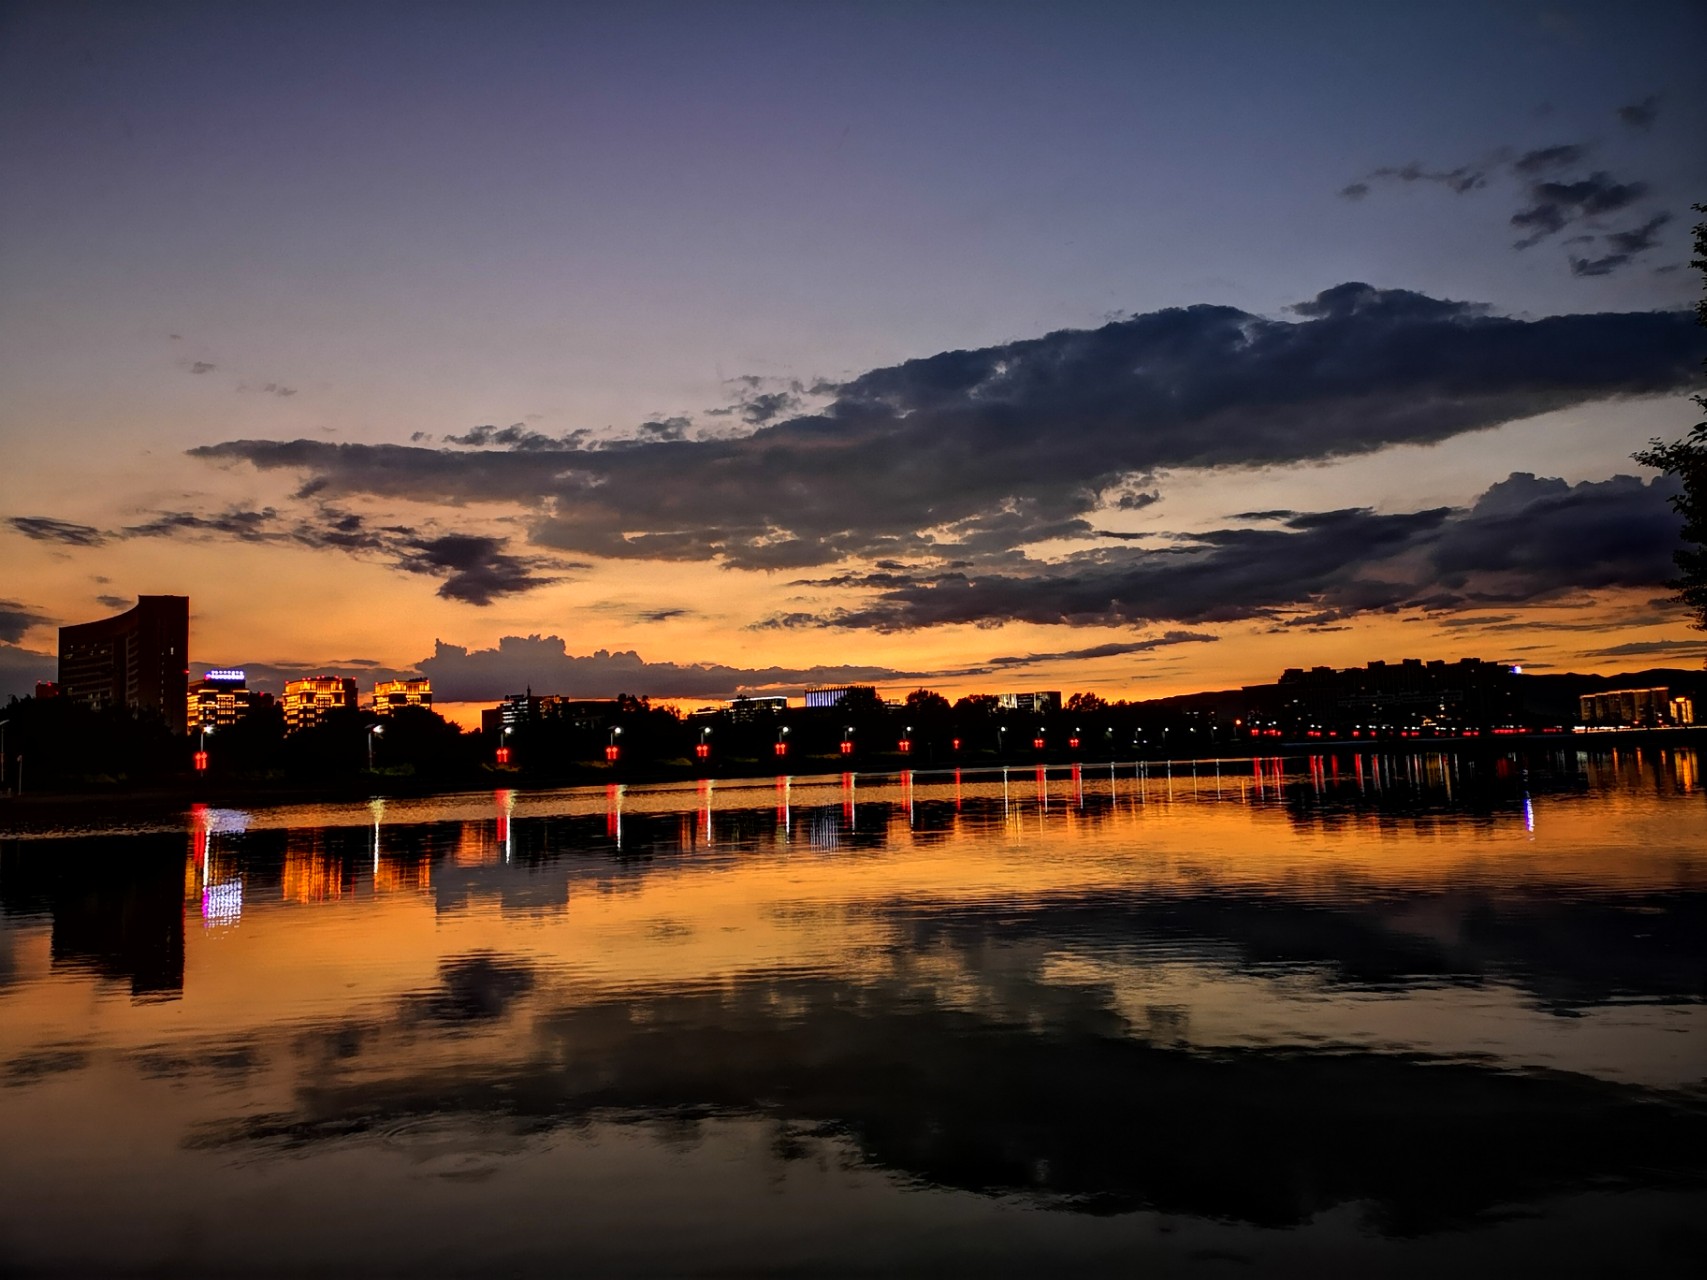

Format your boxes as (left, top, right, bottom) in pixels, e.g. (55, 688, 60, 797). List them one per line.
(3, 0, 1705, 716)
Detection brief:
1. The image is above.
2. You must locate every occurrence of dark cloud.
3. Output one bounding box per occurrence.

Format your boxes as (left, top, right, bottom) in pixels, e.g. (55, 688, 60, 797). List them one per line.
(1346, 143, 1668, 274)
(415, 635, 926, 701)
(444, 423, 589, 451)
(189, 361, 215, 374)
(777, 472, 1683, 632)
(1512, 172, 1649, 248)
(1616, 95, 1661, 129)
(636, 607, 693, 623)
(187, 286, 1700, 573)
(8, 516, 106, 547)
(397, 534, 559, 606)
(1511, 144, 1588, 175)
(0, 599, 51, 644)
(979, 632, 1218, 669)
(9, 502, 566, 608)
(122, 508, 280, 541)
(95, 595, 131, 611)
(1367, 160, 1494, 193)
(739, 390, 801, 424)
(259, 383, 296, 397)
(1581, 638, 1707, 659)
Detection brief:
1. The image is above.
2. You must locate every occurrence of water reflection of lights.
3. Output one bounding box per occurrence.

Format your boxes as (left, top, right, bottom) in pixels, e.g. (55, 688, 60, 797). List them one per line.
(607, 784, 624, 850)
(189, 802, 246, 927)
(1525, 796, 1535, 836)
(776, 775, 791, 839)
(496, 788, 515, 862)
(202, 879, 242, 926)
(370, 797, 386, 875)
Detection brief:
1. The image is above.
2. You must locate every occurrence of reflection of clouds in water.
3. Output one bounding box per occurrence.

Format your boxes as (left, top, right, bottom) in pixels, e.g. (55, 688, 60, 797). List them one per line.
(179, 962, 1707, 1235)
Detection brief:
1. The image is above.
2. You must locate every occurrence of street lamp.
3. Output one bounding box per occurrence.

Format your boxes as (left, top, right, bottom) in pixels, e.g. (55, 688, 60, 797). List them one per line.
(497, 724, 514, 765)
(775, 724, 790, 758)
(696, 725, 712, 761)
(367, 723, 384, 771)
(997, 724, 1007, 757)
(841, 724, 855, 756)
(195, 723, 214, 772)
(606, 725, 622, 762)
(899, 724, 912, 754)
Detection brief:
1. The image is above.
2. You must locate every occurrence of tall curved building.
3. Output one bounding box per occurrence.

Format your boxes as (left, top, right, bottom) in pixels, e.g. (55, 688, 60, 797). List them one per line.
(57, 595, 190, 732)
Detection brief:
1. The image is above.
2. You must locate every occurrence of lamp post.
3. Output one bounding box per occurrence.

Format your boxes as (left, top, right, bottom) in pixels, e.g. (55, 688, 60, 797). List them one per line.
(697, 725, 712, 762)
(841, 724, 855, 756)
(195, 723, 214, 773)
(899, 724, 912, 754)
(997, 724, 1006, 758)
(367, 723, 384, 771)
(497, 724, 514, 766)
(775, 724, 790, 759)
(607, 725, 622, 762)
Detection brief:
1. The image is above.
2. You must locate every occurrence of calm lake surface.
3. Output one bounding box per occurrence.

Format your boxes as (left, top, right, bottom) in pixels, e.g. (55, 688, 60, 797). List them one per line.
(2, 749, 1704, 1277)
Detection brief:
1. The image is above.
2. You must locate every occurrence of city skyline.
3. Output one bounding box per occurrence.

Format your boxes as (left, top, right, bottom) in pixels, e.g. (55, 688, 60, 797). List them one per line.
(4, 2, 1706, 713)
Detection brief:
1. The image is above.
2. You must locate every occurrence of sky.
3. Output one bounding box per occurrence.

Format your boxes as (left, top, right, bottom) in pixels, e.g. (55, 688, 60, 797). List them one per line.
(2, 0, 1705, 717)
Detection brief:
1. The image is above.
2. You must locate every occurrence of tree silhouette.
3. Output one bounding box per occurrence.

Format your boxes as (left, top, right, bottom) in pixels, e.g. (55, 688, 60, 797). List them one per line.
(1633, 204, 1707, 631)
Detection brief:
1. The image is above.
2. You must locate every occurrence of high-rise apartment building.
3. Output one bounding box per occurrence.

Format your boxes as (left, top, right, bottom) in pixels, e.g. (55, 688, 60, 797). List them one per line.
(187, 669, 255, 730)
(57, 595, 190, 731)
(372, 678, 432, 715)
(281, 677, 359, 733)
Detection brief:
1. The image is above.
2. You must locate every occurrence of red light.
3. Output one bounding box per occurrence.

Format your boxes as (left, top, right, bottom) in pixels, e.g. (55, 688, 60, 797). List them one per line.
(695, 743, 710, 759)
(605, 745, 620, 762)
(952, 738, 961, 751)
(193, 750, 208, 771)
(774, 742, 788, 757)
(1068, 737, 1080, 750)
(496, 747, 511, 765)
(840, 740, 853, 754)
(898, 739, 911, 753)
(1032, 738, 1045, 750)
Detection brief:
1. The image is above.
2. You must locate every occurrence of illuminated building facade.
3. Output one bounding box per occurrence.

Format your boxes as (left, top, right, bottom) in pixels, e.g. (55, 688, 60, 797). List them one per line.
(57, 595, 190, 731)
(806, 685, 880, 709)
(1579, 687, 1695, 728)
(373, 678, 432, 715)
(282, 676, 359, 733)
(998, 691, 1062, 714)
(726, 695, 788, 719)
(187, 669, 254, 730)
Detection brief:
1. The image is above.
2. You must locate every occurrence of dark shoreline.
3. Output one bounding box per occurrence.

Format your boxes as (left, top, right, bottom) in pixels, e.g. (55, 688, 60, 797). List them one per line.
(0, 726, 1697, 829)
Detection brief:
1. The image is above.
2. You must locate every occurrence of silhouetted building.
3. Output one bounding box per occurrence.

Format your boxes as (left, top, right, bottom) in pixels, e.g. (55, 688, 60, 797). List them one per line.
(282, 676, 359, 733)
(57, 595, 190, 731)
(1247, 657, 1521, 734)
(373, 678, 432, 715)
(483, 691, 616, 735)
(1579, 687, 1694, 728)
(187, 668, 254, 730)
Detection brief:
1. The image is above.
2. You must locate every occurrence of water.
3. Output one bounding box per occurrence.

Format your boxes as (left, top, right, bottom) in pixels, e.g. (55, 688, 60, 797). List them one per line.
(2, 749, 1703, 1276)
